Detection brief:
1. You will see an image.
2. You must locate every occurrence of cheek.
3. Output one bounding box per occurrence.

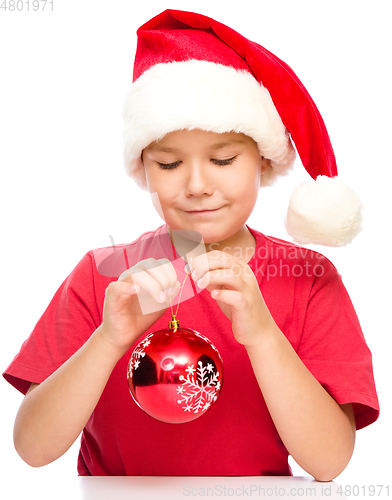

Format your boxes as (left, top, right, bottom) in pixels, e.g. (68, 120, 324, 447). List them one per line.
(145, 164, 173, 193)
(231, 162, 261, 196)
(149, 185, 176, 211)
(229, 165, 260, 214)
(146, 175, 179, 213)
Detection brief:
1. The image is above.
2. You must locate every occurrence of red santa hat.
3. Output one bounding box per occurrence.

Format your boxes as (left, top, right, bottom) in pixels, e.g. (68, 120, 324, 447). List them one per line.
(123, 9, 362, 247)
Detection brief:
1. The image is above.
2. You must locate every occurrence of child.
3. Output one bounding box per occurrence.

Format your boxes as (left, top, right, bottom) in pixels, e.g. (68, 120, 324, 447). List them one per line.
(3, 9, 379, 479)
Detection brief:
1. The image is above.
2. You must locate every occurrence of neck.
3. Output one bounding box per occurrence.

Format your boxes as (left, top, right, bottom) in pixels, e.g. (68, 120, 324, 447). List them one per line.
(168, 225, 256, 264)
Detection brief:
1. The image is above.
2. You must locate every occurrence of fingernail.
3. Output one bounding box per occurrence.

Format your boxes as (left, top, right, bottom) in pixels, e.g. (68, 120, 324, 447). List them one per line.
(164, 287, 174, 296)
(184, 263, 192, 274)
(191, 271, 197, 281)
(197, 278, 204, 289)
(159, 291, 166, 302)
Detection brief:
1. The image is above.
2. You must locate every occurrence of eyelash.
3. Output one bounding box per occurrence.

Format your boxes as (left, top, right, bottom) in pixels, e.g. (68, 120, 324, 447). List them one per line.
(157, 156, 238, 170)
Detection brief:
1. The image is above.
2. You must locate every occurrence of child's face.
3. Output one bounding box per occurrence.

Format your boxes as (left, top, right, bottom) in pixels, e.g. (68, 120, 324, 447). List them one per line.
(142, 129, 269, 245)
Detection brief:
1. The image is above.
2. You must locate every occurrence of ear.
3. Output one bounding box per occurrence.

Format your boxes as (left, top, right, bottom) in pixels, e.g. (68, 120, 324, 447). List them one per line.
(260, 156, 271, 175)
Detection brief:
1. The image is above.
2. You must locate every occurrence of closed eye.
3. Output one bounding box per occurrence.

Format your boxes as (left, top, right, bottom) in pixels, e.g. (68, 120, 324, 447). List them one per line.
(157, 156, 238, 170)
(157, 161, 182, 170)
(211, 156, 238, 166)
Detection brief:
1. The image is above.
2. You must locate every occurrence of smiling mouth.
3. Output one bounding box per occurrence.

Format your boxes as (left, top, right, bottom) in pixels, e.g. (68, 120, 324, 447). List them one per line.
(185, 208, 222, 214)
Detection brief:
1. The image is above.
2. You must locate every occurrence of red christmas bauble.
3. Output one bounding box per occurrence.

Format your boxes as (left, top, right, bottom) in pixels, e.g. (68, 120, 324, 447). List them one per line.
(127, 317, 223, 423)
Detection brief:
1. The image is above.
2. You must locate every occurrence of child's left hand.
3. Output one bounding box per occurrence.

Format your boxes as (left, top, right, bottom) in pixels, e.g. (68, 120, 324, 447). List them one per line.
(187, 251, 275, 347)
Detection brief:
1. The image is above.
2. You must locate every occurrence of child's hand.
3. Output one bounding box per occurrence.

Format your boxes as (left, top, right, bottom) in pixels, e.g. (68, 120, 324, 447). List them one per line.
(188, 251, 274, 347)
(100, 258, 180, 350)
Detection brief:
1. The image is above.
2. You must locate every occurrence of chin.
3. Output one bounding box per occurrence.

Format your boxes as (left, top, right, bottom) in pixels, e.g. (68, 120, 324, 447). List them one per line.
(169, 224, 215, 245)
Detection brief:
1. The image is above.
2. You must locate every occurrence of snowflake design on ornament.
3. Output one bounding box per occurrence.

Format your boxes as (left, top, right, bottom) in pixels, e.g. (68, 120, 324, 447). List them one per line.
(127, 333, 154, 378)
(177, 360, 221, 414)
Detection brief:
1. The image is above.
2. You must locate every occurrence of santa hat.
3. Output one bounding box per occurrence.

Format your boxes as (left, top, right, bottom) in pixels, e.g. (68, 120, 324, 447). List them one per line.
(123, 9, 362, 247)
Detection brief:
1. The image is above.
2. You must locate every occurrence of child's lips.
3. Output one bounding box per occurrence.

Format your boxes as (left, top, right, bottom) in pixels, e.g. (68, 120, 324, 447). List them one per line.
(184, 207, 222, 215)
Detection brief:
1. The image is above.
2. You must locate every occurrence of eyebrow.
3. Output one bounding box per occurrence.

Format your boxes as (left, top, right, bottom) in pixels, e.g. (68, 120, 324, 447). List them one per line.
(146, 138, 246, 153)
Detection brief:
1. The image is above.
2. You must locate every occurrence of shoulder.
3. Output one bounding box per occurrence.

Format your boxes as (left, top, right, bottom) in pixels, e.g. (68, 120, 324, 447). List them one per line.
(248, 226, 339, 289)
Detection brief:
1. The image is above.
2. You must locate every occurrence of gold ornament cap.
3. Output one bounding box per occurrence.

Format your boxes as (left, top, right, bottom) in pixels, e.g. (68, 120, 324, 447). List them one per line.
(168, 315, 180, 331)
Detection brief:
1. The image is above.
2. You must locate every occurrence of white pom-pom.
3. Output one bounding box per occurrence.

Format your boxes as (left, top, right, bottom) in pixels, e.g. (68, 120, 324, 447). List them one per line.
(285, 176, 363, 247)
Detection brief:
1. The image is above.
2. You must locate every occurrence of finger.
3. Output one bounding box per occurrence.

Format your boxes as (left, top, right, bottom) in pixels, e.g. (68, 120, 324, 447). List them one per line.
(189, 251, 236, 282)
(130, 274, 180, 304)
(119, 258, 164, 281)
(105, 280, 140, 297)
(151, 258, 178, 290)
(122, 258, 177, 293)
(210, 288, 246, 310)
(119, 266, 169, 304)
(196, 266, 246, 291)
(164, 280, 181, 298)
(104, 281, 140, 312)
(131, 270, 170, 304)
(138, 259, 179, 299)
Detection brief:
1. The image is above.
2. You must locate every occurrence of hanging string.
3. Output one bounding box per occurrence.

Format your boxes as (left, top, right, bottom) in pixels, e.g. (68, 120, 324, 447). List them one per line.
(168, 225, 192, 321)
(168, 227, 198, 296)
(170, 272, 190, 319)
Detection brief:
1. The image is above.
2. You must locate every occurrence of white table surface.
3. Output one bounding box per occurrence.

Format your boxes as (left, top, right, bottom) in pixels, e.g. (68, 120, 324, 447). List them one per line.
(5, 475, 350, 500)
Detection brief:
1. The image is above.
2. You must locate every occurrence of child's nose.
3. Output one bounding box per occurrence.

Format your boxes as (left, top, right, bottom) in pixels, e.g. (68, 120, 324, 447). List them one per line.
(184, 163, 214, 197)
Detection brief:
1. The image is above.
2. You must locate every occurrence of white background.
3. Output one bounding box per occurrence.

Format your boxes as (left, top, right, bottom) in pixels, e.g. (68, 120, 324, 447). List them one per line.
(0, 0, 390, 488)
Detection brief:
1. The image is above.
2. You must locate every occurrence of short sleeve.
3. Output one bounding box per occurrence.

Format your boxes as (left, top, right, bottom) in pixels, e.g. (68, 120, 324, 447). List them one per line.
(297, 272, 380, 430)
(2, 252, 104, 395)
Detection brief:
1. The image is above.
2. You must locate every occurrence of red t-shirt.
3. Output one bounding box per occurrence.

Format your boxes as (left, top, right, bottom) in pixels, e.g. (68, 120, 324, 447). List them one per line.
(3, 225, 379, 476)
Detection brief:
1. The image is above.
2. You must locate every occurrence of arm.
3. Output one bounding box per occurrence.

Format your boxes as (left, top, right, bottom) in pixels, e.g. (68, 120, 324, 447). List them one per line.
(14, 258, 180, 467)
(189, 251, 356, 482)
(14, 327, 129, 467)
(245, 321, 356, 482)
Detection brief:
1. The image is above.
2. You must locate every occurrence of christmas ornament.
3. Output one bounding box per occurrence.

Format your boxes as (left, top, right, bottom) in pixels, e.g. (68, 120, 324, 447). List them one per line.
(127, 274, 223, 423)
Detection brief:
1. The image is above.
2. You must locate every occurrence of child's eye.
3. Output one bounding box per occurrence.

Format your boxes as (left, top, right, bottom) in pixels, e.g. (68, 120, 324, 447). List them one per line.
(157, 157, 237, 170)
(211, 156, 238, 166)
(157, 161, 181, 170)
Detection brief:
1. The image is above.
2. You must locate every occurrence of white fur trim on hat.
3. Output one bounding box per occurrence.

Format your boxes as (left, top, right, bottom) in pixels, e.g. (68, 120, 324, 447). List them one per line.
(122, 60, 296, 189)
(285, 176, 363, 247)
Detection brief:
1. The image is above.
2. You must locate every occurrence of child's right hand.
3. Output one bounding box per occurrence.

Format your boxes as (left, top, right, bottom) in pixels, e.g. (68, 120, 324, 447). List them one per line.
(99, 258, 180, 351)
